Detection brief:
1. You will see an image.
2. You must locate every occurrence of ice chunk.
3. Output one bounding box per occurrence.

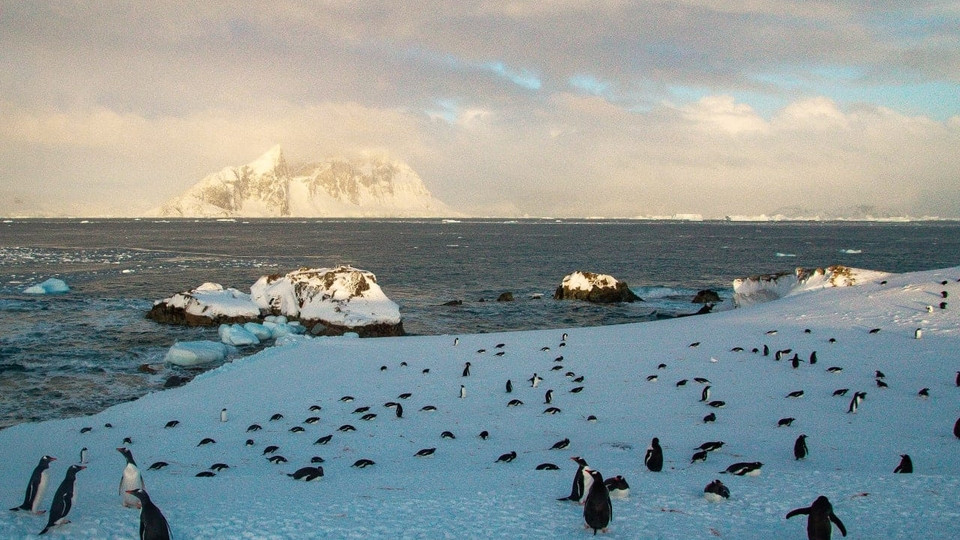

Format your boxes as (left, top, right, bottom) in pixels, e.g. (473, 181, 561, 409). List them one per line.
(23, 278, 70, 294)
(218, 324, 261, 346)
(164, 341, 230, 367)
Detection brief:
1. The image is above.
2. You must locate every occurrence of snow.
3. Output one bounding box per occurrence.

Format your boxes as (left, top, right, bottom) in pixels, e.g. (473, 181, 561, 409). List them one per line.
(732, 265, 889, 307)
(22, 278, 70, 294)
(560, 271, 620, 292)
(2, 266, 960, 538)
(158, 283, 261, 320)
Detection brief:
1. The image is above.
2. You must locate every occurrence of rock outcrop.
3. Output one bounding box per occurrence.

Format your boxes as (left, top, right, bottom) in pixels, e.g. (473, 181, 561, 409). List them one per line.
(553, 271, 642, 303)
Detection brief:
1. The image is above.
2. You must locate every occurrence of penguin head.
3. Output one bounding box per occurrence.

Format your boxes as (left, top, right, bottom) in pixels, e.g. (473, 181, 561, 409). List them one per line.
(41, 455, 57, 464)
(116, 447, 136, 464)
(125, 488, 150, 504)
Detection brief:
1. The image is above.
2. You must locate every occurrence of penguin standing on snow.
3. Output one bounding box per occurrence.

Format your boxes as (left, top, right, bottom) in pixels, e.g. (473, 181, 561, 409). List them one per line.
(544, 389, 553, 404)
(894, 454, 913, 473)
(39, 464, 85, 535)
(505, 379, 513, 393)
(954, 417, 960, 439)
(10, 455, 56, 513)
(644, 437, 664, 472)
(126, 488, 172, 540)
(582, 467, 612, 535)
(847, 392, 865, 413)
(794, 434, 809, 460)
(786, 495, 847, 540)
(700, 386, 711, 402)
(462, 362, 471, 377)
(558, 456, 589, 502)
(703, 479, 730, 502)
(459, 385, 466, 399)
(117, 447, 145, 508)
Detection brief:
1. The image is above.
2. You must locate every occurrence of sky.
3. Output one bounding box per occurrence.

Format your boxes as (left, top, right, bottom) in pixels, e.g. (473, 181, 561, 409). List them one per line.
(1, 1, 959, 218)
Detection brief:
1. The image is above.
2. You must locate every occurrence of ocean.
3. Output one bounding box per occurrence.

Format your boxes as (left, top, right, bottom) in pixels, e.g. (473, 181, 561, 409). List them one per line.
(1, 218, 958, 428)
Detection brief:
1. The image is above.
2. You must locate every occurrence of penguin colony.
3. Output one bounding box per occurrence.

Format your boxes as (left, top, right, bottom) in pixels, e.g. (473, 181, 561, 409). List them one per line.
(5, 274, 958, 537)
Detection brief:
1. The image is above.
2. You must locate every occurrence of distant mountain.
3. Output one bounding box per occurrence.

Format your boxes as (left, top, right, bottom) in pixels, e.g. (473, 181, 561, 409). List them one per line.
(148, 146, 460, 218)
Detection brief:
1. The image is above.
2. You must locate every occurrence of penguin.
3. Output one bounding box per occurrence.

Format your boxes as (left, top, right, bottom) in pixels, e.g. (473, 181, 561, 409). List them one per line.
(395, 403, 403, 418)
(763, 344, 769, 356)
(220, 408, 228, 422)
(794, 434, 809, 460)
(147, 462, 168, 471)
(126, 488, 172, 540)
(453, 337, 459, 346)
(722, 461, 763, 476)
(894, 454, 913, 473)
(953, 417, 960, 439)
(164, 420, 179, 429)
(351, 459, 375, 468)
(117, 447, 145, 508)
(703, 479, 730, 502)
(544, 389, 554, 404)
(505, 379, 513, 393)
(462, 362, 471, 377)
(644, 437, 663, 472)
(263, 445, 280, 455)
(809, 351, 817, 364)
(703, 412, 716, 423)
(691, 450, 708, 463)
(604, 475, 630, 499)
(529, 373, 542, 388)
(11, 455, 56, 513)
(79, 447, 88, 465)
(697, 441, 725, 452)
(414, 448, 436, 458)
(38, 464, 85, 535)
(441, 431, 456, 439)
(914, 328, 922, 339)
(700, 386, 711, 402)
(956, 371, 960, 387)
(495, 451, 517, 463)
(582, 468, 612, 535)
(558, 456, 589, 502)
(536, 463, 559, 470)
(847, 392, 865, 413)
(459, 385, 466, 399)
(918, 388, 930, 398)
(287, 467, 324, 481)
(551, 438, 570, 450)
(833, 388, 849, 396)
(786, 495, 847, 540)
(791, 355, 802, 369)
(778, 417, 796, 427)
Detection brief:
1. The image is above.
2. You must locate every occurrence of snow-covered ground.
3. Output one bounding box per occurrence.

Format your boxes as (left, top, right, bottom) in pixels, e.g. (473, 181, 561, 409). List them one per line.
(2, 266, 958, 538)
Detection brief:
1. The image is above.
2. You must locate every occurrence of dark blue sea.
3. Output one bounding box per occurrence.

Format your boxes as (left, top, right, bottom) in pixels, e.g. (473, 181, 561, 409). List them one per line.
(2, 218, 959, 428)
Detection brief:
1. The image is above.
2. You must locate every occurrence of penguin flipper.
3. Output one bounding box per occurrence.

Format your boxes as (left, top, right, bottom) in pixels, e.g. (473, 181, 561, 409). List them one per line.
(830, 513, 847, 536)
(785, 507, 811, 519)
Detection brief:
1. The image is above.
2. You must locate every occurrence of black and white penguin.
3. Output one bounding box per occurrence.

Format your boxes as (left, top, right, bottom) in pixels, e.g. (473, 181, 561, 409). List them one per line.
(894, 454, 913, 474)
(453, 337, 459, 346)
(79, 448, 88, 465)
(11, 455, 56, 513)
(691, 450, 708, 463)
(953, 417, 960, 439)
(603, 475, 630, 499)
(558, 456, 589, 502)
(914, 328, 922, 339)
(794, 434, 809, 460)
(287, 466, 324, 481)
(697, 441, 725, 452)
(495, 451, 517, 463)
(220, 408, 228, 422)
(551, 438, 570, 450)
(847, 392, 865, 413)
(703, 479, 730, 502)
(529, 373, 542, 388)
(809, 351, 817, 364)
(722, 461, 763, 476)
(778, 417, 796, 427)
(126, 488, 172, 540)
(544, 389, 553, 404)
(117, 447, 145, 508)
(459, 385, 466, 399)
(791, 355, 802, 369)
(505, 379, 513, 393)
(462, 362, 471, 377)
(644, 437, 663, 472)
(786, 495, 847, 540)
(955, 371, 960, 387)
(700, 386, 711, 402)
(582, 468, 612, 535)
(395, 403, 404, 418)
(38, 464, 85, 535)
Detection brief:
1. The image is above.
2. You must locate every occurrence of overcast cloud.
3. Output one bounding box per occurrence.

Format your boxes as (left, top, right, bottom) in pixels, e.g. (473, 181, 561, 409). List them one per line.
(1, 1, 958, 218)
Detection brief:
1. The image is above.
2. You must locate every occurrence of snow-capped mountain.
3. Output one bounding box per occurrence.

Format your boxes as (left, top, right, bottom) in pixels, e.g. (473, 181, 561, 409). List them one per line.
(149, 146, 459, 218)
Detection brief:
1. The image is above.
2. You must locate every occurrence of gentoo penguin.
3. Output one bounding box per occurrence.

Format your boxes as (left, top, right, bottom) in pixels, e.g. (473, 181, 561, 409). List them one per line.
(914, 328, 922, 339)
(459, 385, 466, 399)
(603, 475, 630, 499)
(697, 441, 725, 452)
(505, 379, 513, 393)
(220, 408, 228, 422)
(453, 337, 459, 346)
(847, 392, 865, 413)
(794, 434, 809, 460)
(117, 447, 145, 508)
(126, 488, 172, 540)
(79, 447, 88, 465)
(894, 454, 913, 473)
(700, 386, 711, 402)
(462, 362, 471, 377)
(582, 468, 612, 535)
(38, 465, 85, 535)
(703, 479, 730, 502)
(495, 451, 517, 463)
(722, 461, 763, 476)
(551, 438, 570, 450)
(558, 456, 589, 502)
(786, 495, 847, 540)
(529, 373, 542, 388)
(778, 417, 796, 427)
(287, 467, 324, 481)
(544, 389, 554, 404)
(11, 455, 56, 513)
(644, 437, 663, 472)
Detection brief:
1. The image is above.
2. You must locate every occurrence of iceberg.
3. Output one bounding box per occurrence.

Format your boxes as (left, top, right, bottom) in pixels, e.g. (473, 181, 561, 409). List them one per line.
(23, 278, 70, 294)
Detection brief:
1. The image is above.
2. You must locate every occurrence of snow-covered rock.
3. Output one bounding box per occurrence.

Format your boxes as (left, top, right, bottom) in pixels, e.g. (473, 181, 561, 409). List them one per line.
(553, 271, 642, 303)
(733, 265, 890, 307)
(148, 146, 460, 218)
(147, 282, 261, 326)
(251, 266, 404, 337)
(23, 278, 70, 294)
(163, 340, 231, 367)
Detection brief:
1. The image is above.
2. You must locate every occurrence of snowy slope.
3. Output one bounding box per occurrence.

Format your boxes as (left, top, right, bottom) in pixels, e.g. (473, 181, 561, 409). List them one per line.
(1, 267, 958, 538)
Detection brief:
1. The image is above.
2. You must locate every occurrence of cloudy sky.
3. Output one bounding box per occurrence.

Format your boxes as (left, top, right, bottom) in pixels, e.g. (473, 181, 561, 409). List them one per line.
(1, 1, 958, 218)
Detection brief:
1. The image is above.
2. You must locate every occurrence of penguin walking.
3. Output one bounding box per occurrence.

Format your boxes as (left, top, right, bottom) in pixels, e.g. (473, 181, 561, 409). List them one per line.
(10, 455, 56, 513)
(220, 408, 228, 422)
(126, 488, 172, 540)
(794, 434, 809, 460)
(117, 447, 145, 508)
(914, 328, 922, 339)
(582, 467, 612, 535)
(529, 373, 542, 388)
(79, 447, 88, 465)
(644, 437, 663, 472)
(395, 403, 404, 418)
(544, 389, 553, 404)
(505, 379, 513, 393)
(558, 456, 589, 502)
(786, 495, 847, 540)
(700, 386, 711, 402)
(894, 454, 913, 473)
(847, 392, 865, 413)
(459, 385, 466, 399)
(39, 465, 85, 535)
(462, 362, 471, 377)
